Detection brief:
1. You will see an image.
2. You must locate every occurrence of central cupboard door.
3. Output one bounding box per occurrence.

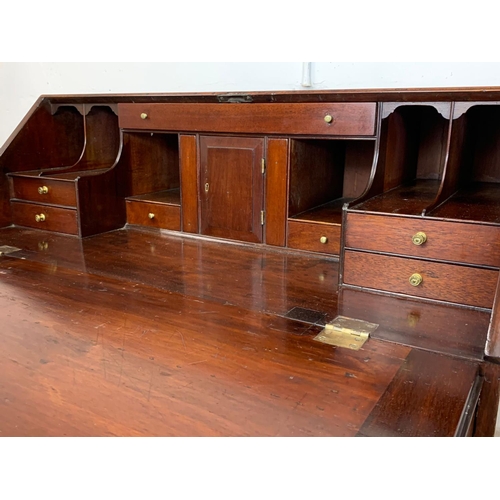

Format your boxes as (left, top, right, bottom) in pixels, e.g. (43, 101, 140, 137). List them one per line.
(200, 136, 264, 243)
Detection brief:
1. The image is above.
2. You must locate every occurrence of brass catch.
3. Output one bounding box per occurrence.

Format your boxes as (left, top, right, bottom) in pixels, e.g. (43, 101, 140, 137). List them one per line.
(314, 316, 378, 350)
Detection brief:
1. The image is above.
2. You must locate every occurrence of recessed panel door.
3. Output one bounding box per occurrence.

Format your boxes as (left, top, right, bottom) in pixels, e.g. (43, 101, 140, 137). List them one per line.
(200, 136, 264, 243)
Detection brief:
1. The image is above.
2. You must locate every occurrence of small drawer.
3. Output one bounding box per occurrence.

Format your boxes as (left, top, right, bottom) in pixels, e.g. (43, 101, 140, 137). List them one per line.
(345, 212, 500, 268)
(287, 220, 340, 255)
(126, 200, 181, 230)
(9, 176, 77, 208)
(343, 250, 498, 309)
(11, 201, 78, 235)
(118, 102, 377, 137)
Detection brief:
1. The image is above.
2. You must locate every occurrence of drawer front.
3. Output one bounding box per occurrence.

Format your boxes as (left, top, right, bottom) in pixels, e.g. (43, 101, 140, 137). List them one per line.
(10, 176, 77, 208)
(126, 200, 181, 231)
(11, 201, 78, 235)
(343, 250, 498, 309)
(287, 220, 340, 255)
(118, 103, 376, 137)
(345, 212, 500, 268)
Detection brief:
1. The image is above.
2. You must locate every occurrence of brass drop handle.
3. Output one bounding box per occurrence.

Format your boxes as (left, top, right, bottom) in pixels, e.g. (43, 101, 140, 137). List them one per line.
(38, 186, 49, 195)
(320, 236, 328, 244)
(324, 114, 333, 124)
(409, 273, 423, 287)
(140, 113, 148, 120)
(35, 213, 46, 223)
(412, 231, 427, 245)
(148, 213, 155, 219)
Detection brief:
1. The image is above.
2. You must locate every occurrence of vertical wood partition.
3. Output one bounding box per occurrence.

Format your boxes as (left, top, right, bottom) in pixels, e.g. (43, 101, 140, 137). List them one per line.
(180, 134, 199, 234)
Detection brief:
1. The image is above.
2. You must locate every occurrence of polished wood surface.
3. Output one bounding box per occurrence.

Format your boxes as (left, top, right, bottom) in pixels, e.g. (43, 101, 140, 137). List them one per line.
(287, 220, 341, 256)
(357, 349, 479, 437)
(11, 201, 78, 235)
(179, 135, 199, 234)
(338, 288, 490, 360)
(1, 225, 493, 437)
(118, 103, 377, 136)
(343, 250, 498, 309)
(9, 176, 77, 208)
(265, 138, 288, 247)
(126, 200, 181, 230)
(345, 212, 500, 268)
(200, 136, 264, 243)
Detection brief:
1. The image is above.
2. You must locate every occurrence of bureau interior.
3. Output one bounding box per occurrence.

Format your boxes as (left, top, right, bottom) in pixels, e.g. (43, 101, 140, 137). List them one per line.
(428, 104, 500, 224)
(288, 138, 375, 224)
(39, 105, 119, 178)
(122, 132, 180, 204)
(351, 105, 449, 215)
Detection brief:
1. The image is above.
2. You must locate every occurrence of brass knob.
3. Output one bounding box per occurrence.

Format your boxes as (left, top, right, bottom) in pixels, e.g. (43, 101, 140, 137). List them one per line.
(38, 186, 49, 195)
(140, 113, 148, 120)
(409, 273, 423, 287)
(148, 213, 155, 219)
(320, 236, 328, 244)
(412, 231, 427, 245)
(324, 114, 333, 124)
(35, 214, 46, 223)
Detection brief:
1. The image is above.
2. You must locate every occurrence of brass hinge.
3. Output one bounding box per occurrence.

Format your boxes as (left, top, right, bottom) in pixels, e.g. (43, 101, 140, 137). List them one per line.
(261, 211, 265, 225)
(314, 316, 378, 350)
(261, 158, 265, 174)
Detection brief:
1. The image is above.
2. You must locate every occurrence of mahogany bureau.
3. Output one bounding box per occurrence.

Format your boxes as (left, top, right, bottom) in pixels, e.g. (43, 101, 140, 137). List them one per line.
(1, 88, 500, 436)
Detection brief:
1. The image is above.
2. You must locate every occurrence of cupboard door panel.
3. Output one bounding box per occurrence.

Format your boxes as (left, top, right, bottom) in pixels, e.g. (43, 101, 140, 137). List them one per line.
(200, 136, 264, 243)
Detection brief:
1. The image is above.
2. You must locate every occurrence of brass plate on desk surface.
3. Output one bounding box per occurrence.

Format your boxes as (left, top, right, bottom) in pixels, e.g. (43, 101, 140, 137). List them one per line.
(314, 316, 378, 350)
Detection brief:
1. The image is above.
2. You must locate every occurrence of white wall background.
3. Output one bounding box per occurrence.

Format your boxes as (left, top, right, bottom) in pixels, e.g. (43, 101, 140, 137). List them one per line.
(2, 62, 500, 149)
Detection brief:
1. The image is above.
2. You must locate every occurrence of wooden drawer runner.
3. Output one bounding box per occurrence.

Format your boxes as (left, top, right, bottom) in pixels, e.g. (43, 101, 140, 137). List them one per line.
(118, 103, 377, 136)
(10, 176, 77, 208)
(343, 250, 498, 309)
(287, 220, 340, 255)
(345, 212, 500, 268)
(126, 200, 181, 231)
(11, 201, 78, 235)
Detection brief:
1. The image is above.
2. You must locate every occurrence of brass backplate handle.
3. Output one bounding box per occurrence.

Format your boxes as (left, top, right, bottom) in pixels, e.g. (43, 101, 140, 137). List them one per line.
(409, 273, 423, 286)
(412, 231, 427, 245)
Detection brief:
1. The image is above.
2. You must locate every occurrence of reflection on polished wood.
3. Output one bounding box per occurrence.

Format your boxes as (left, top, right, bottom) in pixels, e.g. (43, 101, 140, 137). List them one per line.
(0, 227, 495, 436)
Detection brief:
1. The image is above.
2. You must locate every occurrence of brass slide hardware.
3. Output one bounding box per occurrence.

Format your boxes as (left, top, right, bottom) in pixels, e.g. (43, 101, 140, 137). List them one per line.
(314, 316, 378, 350)
(409, 273, 423, 287)
(35, 214, 46, 223)
(148, 213, 155, 220)
(38, 186, 49, 195)
(140, 113, 148, 120)
(412, 231, 427, 245)
(324, 114, 333, 123)
(320, 236, 328, 244)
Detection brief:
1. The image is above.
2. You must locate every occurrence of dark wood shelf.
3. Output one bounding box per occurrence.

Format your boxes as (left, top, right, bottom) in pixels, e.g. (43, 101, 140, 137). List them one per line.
(289, 197, 351, 225)
(126, 188, 181, 206)
(352, 179, 441, 216)
(429, 182, 500, 224)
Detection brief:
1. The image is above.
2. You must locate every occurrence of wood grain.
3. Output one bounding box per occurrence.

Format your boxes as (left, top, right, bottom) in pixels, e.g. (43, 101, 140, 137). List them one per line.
(179, 135, 199, 234)
(11, 201, 78, 235)
(345, 212, 500, 268)
(343, 250, 498, 309)
(265, 138, 288, 246)
(126, 200, 180, 230)
(358, 349, 479, 437)
(287, 220, 340, 255)
(118, 103, 377, 136)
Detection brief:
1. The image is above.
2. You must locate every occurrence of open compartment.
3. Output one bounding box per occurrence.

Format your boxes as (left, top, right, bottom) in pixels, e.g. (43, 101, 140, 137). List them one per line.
(123, 132, 181, 230)
(287, 138, 375, 254)
(351, 104, 450, 216)
(428, 104, 500, 224)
